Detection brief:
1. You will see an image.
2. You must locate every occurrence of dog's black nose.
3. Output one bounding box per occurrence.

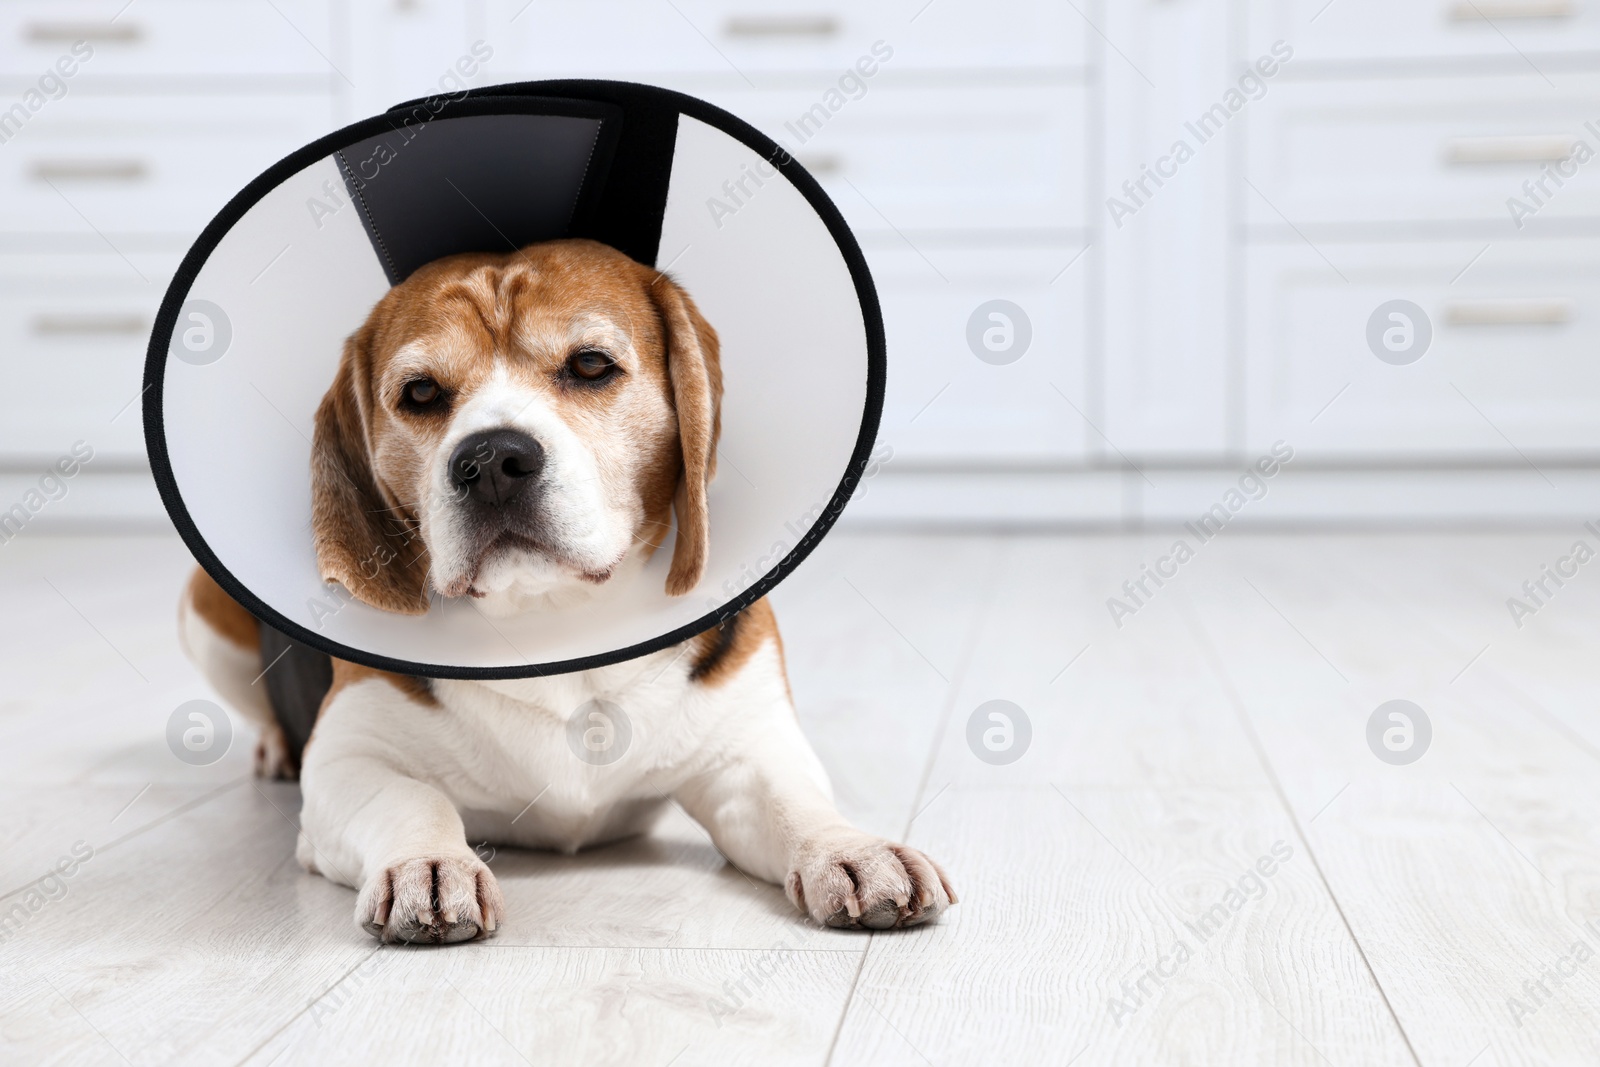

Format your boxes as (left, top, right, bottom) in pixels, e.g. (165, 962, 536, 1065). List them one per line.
(449, 429, 544, 506)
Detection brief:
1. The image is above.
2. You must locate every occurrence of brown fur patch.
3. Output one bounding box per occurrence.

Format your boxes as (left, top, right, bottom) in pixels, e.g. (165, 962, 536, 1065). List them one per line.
(186, 567, 258, 652)
(690, 598, 783, 688)
(650, 272, 721, 595)
(309, 323, 434, 616)
(321, 659, 437, 711)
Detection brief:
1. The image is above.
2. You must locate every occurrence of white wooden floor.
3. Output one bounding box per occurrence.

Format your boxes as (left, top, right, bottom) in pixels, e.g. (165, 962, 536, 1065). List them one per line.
(4, 529, 1600, 1065)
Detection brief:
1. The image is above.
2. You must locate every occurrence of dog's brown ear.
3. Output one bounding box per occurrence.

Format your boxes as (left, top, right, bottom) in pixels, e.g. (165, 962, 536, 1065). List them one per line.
(310, 323, 433, 615)
(650, 273, 722, 596)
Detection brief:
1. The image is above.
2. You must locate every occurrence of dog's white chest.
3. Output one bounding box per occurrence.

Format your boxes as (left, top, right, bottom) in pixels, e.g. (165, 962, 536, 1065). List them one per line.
(425, 652, 695, 852)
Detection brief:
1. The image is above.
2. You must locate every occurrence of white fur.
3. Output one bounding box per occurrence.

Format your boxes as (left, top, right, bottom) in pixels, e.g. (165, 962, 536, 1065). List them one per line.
(184, 560, 954, 941)
(278, 622, 955, 939)
(422, 361, 649, 606)
(180, 594, 293, 777)
(179, 593, 272, 729)
(297, 639, 823, 877)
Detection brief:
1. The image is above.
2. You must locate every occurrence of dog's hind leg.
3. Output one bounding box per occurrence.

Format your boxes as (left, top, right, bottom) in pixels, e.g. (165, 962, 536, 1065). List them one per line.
(177, 566, 294, 778)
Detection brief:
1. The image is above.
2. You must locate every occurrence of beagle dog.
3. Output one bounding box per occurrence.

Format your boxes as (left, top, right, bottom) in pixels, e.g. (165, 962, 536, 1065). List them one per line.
(178, 238, 955, 943)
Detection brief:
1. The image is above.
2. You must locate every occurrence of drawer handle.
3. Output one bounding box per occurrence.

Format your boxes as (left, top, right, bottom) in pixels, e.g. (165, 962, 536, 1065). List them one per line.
(1449, 0, 1573, 18)
(1446, 299, 1569, 325)
(1445, 136, 1576, 163)
(724, 15, 839, 38)
(797, 153, 842, 176)
(30, 159, 147, 182)
(24, 21, 142, 43)
(32, 313, 147, 337)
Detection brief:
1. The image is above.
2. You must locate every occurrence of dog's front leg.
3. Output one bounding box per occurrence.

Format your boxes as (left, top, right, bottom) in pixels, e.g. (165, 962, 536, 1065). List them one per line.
(296, 681, 503, 945)
(673, 709, 957, 931)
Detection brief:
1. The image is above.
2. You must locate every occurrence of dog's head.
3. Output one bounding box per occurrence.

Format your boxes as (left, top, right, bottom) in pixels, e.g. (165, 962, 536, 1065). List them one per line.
(309, 238, 721, 616)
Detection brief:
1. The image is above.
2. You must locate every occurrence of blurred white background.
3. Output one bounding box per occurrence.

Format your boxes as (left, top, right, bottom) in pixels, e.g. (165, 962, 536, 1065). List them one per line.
(4, 0, 1600, 531)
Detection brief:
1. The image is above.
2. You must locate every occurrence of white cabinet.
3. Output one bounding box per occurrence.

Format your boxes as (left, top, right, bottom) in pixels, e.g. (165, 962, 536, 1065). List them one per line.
(1245, 238, 1600, 456)
(0, 0, 1088, 482)
(1100, 0, 1237, 459)
(0, 93, 337, 234)
(344, 0, 475, 118)
(1247, 0, 1600, 63)
(9, 2, 1600, 523)
(0, 0, 338, 79)
(1246, 73, 1600, 229)
(0, 2, 341, 471)
(688, 82, 1089, 237)
(482, 0, 1084, 77)
(0, 252, 180, 462)
(869, 243, 1091, 463)
(1240, 2, 1600, 463)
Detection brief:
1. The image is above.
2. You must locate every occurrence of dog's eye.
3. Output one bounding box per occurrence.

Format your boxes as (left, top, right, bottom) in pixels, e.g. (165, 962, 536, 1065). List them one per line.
(567, 349, 617, 382)
(402, 378, 444, 409)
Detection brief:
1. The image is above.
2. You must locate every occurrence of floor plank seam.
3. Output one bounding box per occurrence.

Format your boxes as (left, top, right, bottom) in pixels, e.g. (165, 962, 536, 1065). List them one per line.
(821, 943, 872, 1067)
(821, 539, 1004, 1066)
(229, 944, 385, 1067)
(899, 536, 1010, 842)
(0, 776, 248, 903)
(1175, 590, 1429, 1067)
(1332, 558, 1600, 777)
(1480, 660, 1600, 770)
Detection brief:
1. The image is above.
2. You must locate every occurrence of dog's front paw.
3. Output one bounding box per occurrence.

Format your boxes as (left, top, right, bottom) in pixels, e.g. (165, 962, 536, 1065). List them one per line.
(786, 832, 957, 930)
(356, 855, 504, 944)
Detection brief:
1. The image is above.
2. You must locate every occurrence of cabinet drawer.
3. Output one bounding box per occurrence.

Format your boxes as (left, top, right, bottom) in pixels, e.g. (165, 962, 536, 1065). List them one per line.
(1245, 239, 1600, 457)
(868, 244, 1090, 464)
(0, 93, 335, 233)
(485, 0, 1082, 76)
(693, 83, 1087, 234)
(1248, 0, 1600, 63)
(1247, 74, 1600, 228)
(0, 253, 181, 461)
(0, 0, 338, 80)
